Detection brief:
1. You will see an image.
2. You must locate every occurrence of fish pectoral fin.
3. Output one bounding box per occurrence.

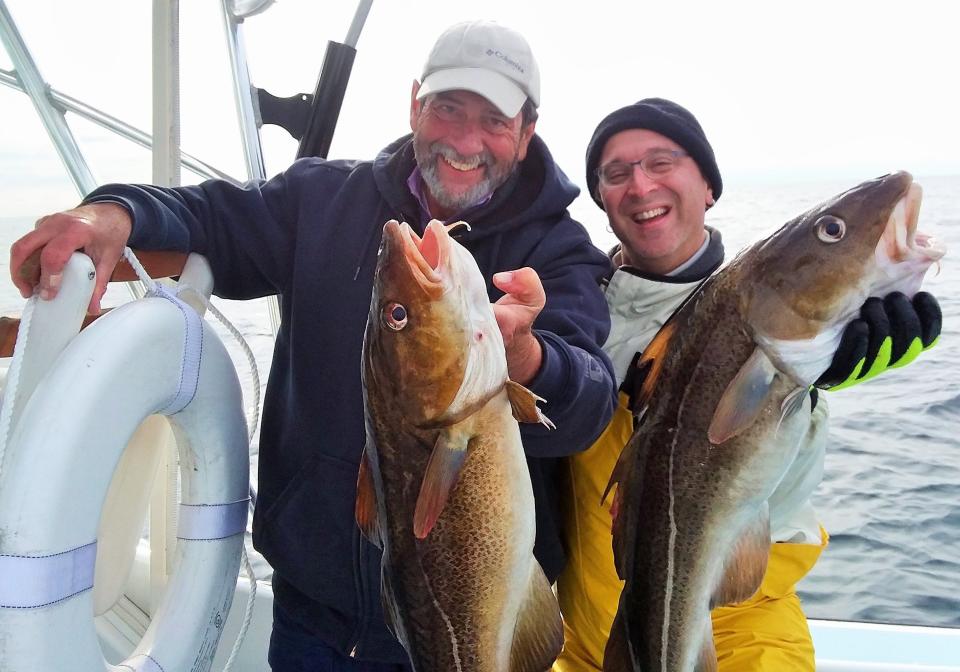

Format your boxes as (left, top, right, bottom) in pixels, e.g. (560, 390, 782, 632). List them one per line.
(777, 385, 811, 435)
(509, 564, 563, 672)
(413, 430, 471, 539)
(355, 447, 382, 549)
(711, 504, 771, 608)
(708, 347, 779, 445)
(506, 379, 556, 429)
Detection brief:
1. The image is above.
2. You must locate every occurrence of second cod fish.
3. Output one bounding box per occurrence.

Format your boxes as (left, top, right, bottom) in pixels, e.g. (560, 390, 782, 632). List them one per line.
(603, 171, 945, 672)
(357, 219, 563, 672)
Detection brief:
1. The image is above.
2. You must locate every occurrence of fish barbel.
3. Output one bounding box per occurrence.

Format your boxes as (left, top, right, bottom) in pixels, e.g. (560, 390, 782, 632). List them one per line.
(357, 219, 563, 671)
(603, 171, 946, 672)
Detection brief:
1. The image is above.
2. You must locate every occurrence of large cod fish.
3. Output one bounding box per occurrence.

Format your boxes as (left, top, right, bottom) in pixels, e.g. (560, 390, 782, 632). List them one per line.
(357, 219, 563, 672)
(603, 171, 945, 672)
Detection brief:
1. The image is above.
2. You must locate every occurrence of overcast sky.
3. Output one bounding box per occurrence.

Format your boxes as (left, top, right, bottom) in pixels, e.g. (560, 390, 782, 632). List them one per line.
(2, 0, 958, 222)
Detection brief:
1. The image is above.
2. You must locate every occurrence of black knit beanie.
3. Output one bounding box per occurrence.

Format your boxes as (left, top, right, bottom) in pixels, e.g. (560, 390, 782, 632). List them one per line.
(585, 97, 723, 210)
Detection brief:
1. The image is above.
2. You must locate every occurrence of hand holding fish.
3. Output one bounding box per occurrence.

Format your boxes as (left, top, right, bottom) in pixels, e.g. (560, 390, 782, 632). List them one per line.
(10, 203, 132, 314)
(492, 266, 544, 385)
(816, 291, 942, 389)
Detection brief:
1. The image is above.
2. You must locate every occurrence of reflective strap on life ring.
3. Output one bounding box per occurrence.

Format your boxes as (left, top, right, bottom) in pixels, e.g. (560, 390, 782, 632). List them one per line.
(177, 498, 250, 541)
(150, 285, 203, 416)
(120, 653, 166, 672)
(0, 541, 96, 608)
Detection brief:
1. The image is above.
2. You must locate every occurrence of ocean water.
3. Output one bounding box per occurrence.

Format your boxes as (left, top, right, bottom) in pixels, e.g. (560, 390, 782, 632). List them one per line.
(0, 173, 957, 628)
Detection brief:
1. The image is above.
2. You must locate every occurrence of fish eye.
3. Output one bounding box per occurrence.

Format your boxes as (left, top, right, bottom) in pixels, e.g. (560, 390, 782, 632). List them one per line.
(815, 215, 846, 243)
(383, 302, 408, 331)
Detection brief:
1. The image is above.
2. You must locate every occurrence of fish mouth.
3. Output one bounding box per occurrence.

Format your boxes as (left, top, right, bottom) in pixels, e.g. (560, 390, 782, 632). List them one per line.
(875, 178, 946, 292)
(383, 219, 449, 292)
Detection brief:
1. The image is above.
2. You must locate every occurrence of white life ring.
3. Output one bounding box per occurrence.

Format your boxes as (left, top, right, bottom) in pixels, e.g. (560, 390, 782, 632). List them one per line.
(0, 255, 249, 671)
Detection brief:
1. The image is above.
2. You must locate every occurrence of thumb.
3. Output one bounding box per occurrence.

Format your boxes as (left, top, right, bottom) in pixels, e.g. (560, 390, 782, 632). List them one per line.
(493, 267, 544, 308)
(89, 249, 124, 315)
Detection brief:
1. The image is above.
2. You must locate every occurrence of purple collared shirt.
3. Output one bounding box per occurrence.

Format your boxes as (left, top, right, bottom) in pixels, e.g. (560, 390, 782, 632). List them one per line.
(406, 167, 492, 224)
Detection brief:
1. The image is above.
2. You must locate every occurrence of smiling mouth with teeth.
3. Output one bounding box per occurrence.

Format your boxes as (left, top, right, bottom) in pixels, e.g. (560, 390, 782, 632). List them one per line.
(632, 206, 669, 222)
(443, 155, 483, 172)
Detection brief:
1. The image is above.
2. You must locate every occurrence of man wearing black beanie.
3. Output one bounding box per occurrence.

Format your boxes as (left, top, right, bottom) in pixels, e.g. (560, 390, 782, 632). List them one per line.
(584, 97, 723, 209)
(552, 98, 942, 672)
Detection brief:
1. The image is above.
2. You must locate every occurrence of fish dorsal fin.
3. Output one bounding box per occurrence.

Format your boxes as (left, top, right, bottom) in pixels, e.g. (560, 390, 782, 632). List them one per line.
(629, 319, 679, 414)
(506, 380, 556, 429)
(711, 503, 770, 608)
(707, 347, 779, 445)
(413, 428, 471, 539)
(602, 611, 633, 672)
(509, 564, 563, 672)
(355, 447, 382, 549)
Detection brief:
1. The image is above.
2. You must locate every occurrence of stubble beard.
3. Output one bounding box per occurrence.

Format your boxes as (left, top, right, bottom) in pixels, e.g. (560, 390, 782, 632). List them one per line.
(414, 140, 518, 214)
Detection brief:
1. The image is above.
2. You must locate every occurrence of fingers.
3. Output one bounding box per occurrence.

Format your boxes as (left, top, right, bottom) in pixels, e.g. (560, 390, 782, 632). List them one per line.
(88, 246, 128, 314)
(858, 296, 890, 368)
(883, 292, 922, 363)
(492, 267, 545, 310)
(913, 291, 942, 348)
(10, 224, 69, 299)
(90, 261, 113, 315)
(815, 319, 868, 388)
(819, 290, 942, 391)
(9, 204, 132, 309)
(36, 220, 94, 301)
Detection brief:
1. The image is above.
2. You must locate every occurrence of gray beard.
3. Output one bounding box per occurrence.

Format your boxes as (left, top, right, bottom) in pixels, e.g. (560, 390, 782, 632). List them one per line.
(414, 141, 517, 214)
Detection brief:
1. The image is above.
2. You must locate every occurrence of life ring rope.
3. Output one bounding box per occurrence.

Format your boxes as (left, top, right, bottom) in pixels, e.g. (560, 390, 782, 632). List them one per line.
(0, 292, 35, 477)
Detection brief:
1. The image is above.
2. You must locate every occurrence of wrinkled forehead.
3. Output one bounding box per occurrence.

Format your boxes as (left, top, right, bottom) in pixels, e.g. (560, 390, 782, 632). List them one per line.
(600, 128, 682, 163)
(425, 90, 514, 119)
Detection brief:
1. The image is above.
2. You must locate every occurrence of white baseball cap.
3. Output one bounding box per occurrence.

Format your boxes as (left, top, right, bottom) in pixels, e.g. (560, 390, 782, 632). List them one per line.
(417, 20, 541, 118)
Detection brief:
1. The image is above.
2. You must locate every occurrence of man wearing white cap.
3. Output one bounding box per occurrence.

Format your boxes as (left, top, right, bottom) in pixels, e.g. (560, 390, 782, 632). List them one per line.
(11, 20, 617, 671)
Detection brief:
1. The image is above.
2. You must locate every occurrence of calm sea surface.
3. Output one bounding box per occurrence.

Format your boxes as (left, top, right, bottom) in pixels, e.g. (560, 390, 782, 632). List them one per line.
(1, 173, 957, 628)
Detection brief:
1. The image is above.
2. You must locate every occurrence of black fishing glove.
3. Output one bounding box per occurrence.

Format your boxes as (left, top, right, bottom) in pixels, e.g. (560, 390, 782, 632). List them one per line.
(816, 291, 942, 390)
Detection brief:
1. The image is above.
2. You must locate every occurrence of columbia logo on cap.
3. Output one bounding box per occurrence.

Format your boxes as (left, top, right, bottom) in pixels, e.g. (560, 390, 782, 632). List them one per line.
(485, 49, 525, 74)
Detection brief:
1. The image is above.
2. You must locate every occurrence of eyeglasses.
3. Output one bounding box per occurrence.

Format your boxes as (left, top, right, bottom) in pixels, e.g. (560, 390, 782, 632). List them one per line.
(596, 150, 689, 187)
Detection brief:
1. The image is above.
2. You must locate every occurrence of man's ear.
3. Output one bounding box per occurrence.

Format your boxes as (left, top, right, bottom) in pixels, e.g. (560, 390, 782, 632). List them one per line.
(410, 80, 422, 132)
(516, 120, 537, 161)
(705, 185, 715, 210)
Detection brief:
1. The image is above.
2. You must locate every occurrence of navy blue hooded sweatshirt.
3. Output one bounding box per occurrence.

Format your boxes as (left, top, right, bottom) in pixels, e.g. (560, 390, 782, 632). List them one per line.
(85, 133, 617, 662)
